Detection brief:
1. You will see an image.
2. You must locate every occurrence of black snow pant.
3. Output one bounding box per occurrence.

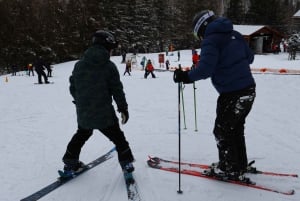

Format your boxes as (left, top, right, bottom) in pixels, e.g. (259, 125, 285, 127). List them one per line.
(62, 122, 134, 165)
(123, 70, 131, 76)
(144, 71, 156, 78)
(36, 70, 48, 83)
(213, 86, 255, 173)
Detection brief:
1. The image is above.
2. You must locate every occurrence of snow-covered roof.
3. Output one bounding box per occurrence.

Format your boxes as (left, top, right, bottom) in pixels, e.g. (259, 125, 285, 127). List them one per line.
(233, 25, 265, 36)
(293, 10, 300, 17)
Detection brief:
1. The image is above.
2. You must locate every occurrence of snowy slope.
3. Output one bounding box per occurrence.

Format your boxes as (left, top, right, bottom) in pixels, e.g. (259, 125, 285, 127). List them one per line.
(0, 50, 299, 201)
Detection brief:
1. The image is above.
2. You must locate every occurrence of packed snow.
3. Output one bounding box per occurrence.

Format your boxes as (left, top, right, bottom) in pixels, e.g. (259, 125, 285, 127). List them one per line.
(0, 50, 299, 201)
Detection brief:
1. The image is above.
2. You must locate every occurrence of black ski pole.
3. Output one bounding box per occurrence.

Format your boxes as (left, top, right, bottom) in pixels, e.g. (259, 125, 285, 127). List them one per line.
(175, 64, 183, 194)
(191, 64, 198, 132)
(193, 81, 198, 132)
(181, 84, 187, 129)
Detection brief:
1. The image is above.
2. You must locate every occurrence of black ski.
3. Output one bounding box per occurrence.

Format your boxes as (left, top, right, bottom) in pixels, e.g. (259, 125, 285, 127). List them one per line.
(20, 147, 116, 201)
(34, 82, 54, 84)
(123, 172, 142, 201)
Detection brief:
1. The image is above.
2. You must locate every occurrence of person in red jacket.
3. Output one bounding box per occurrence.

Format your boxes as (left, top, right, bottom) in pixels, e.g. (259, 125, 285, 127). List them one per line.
(144, 59, 156, 79)
(192, 50, 199, 66)
(28, 63, 34, 76)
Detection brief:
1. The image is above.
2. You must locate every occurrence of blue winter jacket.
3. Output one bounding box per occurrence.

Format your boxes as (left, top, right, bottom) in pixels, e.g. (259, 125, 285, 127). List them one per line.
(189, 17, 255, 94)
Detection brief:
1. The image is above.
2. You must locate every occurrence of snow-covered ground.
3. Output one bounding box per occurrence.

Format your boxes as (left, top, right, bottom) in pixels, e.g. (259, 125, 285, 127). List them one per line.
(1, 50, 299, 201)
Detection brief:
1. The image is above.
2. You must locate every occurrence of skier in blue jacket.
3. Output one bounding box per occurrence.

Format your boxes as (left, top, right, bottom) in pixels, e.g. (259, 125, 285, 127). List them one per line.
(174, 10, 256, 180)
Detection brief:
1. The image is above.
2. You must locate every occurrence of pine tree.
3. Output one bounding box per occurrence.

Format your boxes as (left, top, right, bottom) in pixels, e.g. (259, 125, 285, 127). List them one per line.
(226, 0, 245, 24)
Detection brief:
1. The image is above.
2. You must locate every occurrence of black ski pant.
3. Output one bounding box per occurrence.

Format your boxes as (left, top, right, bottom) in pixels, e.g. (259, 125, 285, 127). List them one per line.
(213, 86, 255, 172)
(144, 71, 156, 78)
(123, 70, 131, 76)
(62, 122, 134, 165)
(36, 70, 48, 83)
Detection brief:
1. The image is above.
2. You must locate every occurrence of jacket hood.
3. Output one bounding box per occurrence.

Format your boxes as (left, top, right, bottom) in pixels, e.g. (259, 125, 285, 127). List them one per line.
(82, 44, 110, 66)
(204, 17, 233, 36)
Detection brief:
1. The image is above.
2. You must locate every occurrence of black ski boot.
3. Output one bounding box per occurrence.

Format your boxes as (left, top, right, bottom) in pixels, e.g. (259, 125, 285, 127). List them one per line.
(120, 161, 135, 173)
(61, 161, 86, 178)
(204, 163, 254, 184)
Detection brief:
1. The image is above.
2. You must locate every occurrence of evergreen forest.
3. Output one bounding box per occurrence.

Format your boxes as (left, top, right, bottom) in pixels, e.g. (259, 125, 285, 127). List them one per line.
(0, 0, 299, 72)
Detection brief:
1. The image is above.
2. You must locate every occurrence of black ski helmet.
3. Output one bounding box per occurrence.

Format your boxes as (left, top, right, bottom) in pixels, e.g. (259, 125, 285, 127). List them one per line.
(92, 30, 118, 51)
(192, 10, 216, 40)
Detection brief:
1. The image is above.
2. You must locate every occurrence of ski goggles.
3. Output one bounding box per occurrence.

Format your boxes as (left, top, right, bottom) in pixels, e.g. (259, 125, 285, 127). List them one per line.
(193, 31, 200, 41)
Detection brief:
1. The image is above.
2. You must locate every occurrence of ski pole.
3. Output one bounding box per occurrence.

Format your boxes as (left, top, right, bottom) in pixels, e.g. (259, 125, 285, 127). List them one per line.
(174, 64, 183, 194)
(193, 82, 198, 132)
(181, 84, 187, 129)
(191, 64, 198, 132)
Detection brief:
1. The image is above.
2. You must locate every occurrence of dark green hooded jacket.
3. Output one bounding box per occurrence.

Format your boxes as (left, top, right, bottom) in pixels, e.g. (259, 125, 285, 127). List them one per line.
(70, 44, 128, 129)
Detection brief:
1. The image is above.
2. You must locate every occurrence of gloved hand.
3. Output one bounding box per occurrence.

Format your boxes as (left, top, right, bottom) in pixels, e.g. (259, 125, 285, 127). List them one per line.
(118, 108, 129, 124)
(173, 69, 193, 83)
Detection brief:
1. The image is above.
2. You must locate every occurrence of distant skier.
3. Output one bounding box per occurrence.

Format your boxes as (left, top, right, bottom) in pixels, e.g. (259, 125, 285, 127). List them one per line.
(121, 49, 126, 63)
(124, 60, 131, 76)
(192, 50, 199, 66)
(34, 57, 49, 84)
(144, 59, 156, 79)
(45, 63, 52, 77)
(165, 59, 170, 70)
(140, 56, 147, 70)
(61, 30, 135, 177)
(27, 63, 34, 76)
(174, 10, 256, 181)
(11, 64, 17, 76)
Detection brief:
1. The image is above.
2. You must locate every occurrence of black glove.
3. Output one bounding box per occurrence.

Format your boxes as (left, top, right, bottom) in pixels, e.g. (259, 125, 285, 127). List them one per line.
(118, 108, 129, 124)
(173, 69, 193, 84)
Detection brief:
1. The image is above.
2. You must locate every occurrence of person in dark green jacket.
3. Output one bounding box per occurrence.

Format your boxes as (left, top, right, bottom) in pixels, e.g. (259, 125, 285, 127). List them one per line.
(61, 30, 135, 176)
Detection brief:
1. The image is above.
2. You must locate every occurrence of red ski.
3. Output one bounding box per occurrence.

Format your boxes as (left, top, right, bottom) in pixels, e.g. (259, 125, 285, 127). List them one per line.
(147, 157, 295, 195)
(149, 156, 298, 178)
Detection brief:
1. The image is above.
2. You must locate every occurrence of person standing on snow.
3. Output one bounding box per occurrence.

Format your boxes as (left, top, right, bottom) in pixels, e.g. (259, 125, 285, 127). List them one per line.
(173, 10, 256, 180)
(144, 59, 156, 79)
(124, 60, 131, 76)
(165, 59, 170, 70)
(45, 62, 53, 77)
(61, 30, 135, 176)
(27, 63, 34, 76)
(34, 57, 49, 84)
(140, 56, 147, 70)
(192, 50, 199, 66)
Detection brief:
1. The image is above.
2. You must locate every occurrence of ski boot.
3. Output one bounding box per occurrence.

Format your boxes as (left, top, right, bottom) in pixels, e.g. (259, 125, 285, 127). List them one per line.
(204, 163, 254, 184)
(120, 161, 135, 173)
(212, 160, 258, 174)
(245, 160, 257, 173)
(120, 161, 135, 184)
(59, 161, 86, 178)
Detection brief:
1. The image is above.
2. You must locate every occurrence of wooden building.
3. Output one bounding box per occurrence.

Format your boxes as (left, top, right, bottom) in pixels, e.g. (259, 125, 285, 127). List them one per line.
(234, 25, 285, 54)
(291, 10, 300, 32)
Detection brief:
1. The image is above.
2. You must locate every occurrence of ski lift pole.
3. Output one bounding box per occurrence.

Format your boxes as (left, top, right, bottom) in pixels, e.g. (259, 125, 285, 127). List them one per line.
(175, 64, 183, 194)
(193, 81, 198, 132)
